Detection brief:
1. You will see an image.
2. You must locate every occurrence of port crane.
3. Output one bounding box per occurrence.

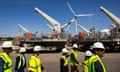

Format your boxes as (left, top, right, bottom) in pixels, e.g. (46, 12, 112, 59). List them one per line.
(34, 2, 94, 36)
(35, 7, 76, 35)
(77, 24, 91, 36)
(18, 24, 33, 40)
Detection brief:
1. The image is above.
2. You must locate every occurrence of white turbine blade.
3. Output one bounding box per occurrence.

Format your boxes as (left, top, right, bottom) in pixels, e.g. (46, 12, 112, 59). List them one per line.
(65, 24, 71, 31)
(47, 24, 54, 31)
(76, 14, 95, 17)
(62, 17, 76, 29)
(66, 2, 76, 15)
(75, 20, 78, 34)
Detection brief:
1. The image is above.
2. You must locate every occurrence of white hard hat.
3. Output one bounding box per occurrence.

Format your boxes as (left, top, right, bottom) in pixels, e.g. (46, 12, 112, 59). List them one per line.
(62, 48, 69, 53)
(34, 45, 42, 52)
(72, 44, 78, 48)
(92, 42, 105, 49)
(2, 41, 13, 48)
(19, 47, 26, 53)
(85, 50, 92, 56)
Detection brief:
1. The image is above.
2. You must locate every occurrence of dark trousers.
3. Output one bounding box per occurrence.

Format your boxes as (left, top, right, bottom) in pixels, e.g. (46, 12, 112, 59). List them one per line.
(71, 66, 79, 72)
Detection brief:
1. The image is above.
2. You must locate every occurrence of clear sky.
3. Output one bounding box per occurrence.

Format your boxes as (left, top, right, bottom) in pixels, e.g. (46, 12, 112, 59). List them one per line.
(0, 0, 120, 37)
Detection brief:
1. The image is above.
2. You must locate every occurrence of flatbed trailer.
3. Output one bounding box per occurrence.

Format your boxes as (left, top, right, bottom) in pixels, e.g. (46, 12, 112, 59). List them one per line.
(71, 38, 120, 51)
(16, 39, 68, 51)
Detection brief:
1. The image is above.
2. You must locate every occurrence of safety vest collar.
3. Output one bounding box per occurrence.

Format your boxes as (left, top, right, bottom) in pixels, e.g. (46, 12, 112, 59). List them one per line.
(70, 49, 78, 66)
(96, 55, 106, 72)
(88, 55, 106, 72)
(0, 52, 12, 72)
(28, 55, 41, 72)
(71, 49, 78, 59)
(60, 55, 68, 66)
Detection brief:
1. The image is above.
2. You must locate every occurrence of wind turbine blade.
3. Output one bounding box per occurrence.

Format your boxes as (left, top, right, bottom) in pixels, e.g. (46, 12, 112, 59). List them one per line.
(65, 24, 71, 31)
(46, 24, 54, 31)
(75, 20, 78, 34)
(62, 17, 76, 29)
(76, 14, 95, 17)
(66, 2, 76, 15)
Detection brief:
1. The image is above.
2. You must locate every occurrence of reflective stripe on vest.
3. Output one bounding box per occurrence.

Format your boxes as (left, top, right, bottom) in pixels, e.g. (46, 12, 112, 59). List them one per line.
(18, 55, 22, 69)
(28, 55, 41, 72)
(0, 53, 12, 72)
(88, 55, 97, 72)
(82, 59, 88, 72)
(88, 55, 106, 72)
(60, 55, 68, 66)
(70, 49, 78, 66)
(96, 55, 106, 72)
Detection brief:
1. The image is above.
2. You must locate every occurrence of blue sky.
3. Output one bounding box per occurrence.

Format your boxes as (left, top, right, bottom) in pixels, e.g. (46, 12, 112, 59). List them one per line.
(0, 0, 120, 37)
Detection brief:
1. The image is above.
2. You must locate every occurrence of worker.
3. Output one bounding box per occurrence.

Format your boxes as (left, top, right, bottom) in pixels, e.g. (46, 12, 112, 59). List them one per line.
(88, 42, 106, 72)
(28, 45, 46, 72)
(0, 41, 13, 72)
(81, 50, 92, 72)
(60, 48, 69, 72)
(15, 47, 26, 72)
(70, 43, 80, 72)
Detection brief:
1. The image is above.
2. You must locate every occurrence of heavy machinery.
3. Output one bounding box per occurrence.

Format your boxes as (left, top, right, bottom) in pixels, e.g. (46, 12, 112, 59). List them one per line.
(34, 2, 94, 38)
(17, 24, 68, 52)
(35, 7, 76, 38)
(16, 6, 120, 52)
(77, 24, 91, 37)
(71, 6, 120, 51)
(18, 24, 33, 40)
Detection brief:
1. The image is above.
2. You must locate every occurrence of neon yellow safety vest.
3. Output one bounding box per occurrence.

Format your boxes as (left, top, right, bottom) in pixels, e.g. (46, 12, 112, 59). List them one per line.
(88, 55, 106, 72)
(28, 55, 41, 72)
(70, 49, 78, 66)
(96, 55, 106, 72)
(82, 59, 88, 72)
(60, 55, 68, 66)
(0, 52, 12, 72)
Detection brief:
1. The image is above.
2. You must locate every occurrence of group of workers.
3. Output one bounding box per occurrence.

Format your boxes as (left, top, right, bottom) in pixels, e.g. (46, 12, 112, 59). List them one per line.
(60, 43, 80, 72)
(60, 42, 106, 72)
(0, 41, 46, 72)
(0, 41, 106, 72)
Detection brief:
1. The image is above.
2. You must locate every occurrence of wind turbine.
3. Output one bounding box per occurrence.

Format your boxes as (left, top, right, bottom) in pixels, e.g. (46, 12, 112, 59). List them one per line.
(35, 7, 76, 35)
(66, 2, 95, 34)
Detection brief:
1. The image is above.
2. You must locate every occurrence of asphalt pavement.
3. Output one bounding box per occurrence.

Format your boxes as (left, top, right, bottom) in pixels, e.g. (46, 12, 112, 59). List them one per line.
(9, 51, 120, 72)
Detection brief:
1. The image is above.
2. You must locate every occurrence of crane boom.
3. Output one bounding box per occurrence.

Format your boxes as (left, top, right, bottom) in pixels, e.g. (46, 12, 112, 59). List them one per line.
(35, 7, 61, 34)
(77, 24, 91, 35)
(18, 24, 29, 33)
(100, 6, 120, 28)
